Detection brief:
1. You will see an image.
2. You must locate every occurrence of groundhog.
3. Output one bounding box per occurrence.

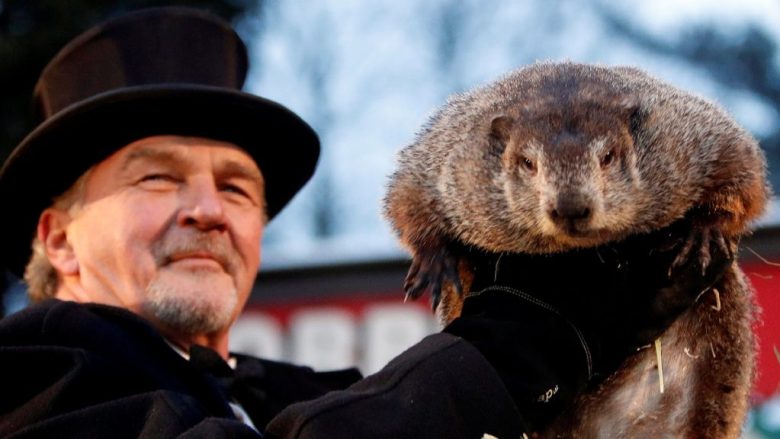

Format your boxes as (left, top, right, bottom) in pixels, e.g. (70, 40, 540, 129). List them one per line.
(384, 62, 770, 437)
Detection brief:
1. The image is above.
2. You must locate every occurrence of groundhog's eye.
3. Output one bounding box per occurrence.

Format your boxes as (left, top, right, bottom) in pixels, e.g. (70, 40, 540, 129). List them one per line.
(518, 156, 537, 174)
(601, 149, 616, 168)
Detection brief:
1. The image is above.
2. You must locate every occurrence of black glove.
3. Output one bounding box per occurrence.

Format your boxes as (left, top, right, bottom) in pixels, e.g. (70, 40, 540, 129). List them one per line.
(444, 215, 734, 431)
(444, 287, 592, 431)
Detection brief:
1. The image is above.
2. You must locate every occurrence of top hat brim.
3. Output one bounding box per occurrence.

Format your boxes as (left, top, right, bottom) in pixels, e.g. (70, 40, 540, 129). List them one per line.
(0, 84, 320, 277)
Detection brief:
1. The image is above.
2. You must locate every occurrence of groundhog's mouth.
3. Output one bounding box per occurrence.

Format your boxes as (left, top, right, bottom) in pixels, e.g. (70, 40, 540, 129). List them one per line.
(560, 224, 590, 237)
(549, 226, 615, 248)
(554, 221, 599, 238)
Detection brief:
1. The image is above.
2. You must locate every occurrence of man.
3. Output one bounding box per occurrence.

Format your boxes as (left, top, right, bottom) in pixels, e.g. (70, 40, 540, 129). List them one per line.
(0, 7, 726, 438)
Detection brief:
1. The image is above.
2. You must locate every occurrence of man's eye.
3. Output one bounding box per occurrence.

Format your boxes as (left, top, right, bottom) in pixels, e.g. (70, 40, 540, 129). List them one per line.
(141, 174, 171, 181)
(138, 174, 178, 187)
(221, 184, 248, 196)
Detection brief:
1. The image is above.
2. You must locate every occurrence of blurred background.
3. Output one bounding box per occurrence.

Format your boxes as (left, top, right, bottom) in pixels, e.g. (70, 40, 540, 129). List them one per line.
(1, 0, 779, 436)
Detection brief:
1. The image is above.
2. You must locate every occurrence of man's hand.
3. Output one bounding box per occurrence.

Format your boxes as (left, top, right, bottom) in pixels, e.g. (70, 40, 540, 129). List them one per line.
(444, 287, 593, 432)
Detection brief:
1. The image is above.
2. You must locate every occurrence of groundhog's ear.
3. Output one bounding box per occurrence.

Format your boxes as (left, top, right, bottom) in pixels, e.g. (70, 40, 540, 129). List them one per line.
(490, 114, 513, 145)
(618, 97, 644, 137)
(628, 107, 645, 139)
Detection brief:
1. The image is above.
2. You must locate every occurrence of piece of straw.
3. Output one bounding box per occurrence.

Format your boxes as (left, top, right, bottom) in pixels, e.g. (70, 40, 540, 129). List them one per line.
(655, 338, 665, 394)
(711, 288, 721, 311)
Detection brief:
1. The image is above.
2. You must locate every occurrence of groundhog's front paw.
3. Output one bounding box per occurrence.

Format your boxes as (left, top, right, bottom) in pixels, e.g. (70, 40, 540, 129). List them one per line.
(625, 222, 737, 347)
(668, 223, 736, 282)
(404, 244, 463, 310)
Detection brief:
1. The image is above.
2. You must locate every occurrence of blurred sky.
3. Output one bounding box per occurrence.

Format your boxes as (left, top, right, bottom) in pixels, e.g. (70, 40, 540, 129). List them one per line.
(233, 0, 780, 269)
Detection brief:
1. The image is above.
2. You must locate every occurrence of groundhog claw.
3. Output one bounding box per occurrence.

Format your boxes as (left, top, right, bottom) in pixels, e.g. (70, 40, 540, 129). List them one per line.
(403, 258, 424, 301)
(669, 224, 735, 282)
(403, 244, 463, 311)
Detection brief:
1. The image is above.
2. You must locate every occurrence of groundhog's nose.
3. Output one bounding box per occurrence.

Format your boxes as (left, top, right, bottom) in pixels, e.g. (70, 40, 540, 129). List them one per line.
(548, 192, 592, 232)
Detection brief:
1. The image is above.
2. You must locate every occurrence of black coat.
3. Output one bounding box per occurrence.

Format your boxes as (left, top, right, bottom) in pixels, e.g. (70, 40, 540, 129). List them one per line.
(0, 300, 524, 438)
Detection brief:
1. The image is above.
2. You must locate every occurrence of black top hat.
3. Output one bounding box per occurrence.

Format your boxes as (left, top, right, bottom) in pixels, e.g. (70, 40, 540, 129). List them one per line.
(0, 7, 320, 277)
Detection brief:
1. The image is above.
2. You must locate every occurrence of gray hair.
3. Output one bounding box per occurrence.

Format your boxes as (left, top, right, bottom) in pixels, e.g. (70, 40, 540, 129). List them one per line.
(24, 171, 89, 302)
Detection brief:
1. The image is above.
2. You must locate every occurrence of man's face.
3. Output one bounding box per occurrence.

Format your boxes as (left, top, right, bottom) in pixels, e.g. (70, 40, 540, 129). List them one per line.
(63, 136, 265, 337)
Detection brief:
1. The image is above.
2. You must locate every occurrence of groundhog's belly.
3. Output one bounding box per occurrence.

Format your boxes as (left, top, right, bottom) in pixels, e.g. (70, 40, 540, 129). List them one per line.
(543, 267, 754, 439)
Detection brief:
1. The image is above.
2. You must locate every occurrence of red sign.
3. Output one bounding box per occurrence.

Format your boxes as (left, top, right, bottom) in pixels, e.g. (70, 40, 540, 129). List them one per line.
(234, 263, 780, 400)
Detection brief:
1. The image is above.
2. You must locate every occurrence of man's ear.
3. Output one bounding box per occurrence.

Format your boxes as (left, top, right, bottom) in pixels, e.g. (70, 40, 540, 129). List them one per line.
(38, 208, 79, 276)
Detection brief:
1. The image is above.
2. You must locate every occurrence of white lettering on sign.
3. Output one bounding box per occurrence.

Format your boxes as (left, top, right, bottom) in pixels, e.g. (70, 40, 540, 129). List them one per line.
(362, 304, 434, 373)
(229, 304, 438, 373)
(229, 314, 284, 361)
(290, 308, 357, 370)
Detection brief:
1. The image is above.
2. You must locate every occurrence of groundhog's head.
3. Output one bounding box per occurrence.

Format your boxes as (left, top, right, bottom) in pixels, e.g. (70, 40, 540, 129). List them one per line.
(444, 74, 676, 253)
(423, 63, 759, 256)
(458, 85, 657, 254)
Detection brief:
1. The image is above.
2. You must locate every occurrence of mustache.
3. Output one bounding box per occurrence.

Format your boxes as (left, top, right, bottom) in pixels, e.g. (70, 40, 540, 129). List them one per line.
(152, 231, 240, 275)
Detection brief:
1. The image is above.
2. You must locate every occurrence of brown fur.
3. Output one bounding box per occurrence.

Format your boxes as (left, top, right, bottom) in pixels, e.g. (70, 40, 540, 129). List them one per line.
(384, 62, 770, 437)
(542, 270, 755, 438)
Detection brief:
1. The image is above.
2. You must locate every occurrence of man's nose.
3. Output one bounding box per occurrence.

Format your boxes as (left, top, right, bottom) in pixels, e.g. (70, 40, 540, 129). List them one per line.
(178, 180, 227, 231)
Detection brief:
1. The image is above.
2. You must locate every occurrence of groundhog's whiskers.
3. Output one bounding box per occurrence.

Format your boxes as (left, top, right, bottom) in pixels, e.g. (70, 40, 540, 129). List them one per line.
(744, 246, 780, 267)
